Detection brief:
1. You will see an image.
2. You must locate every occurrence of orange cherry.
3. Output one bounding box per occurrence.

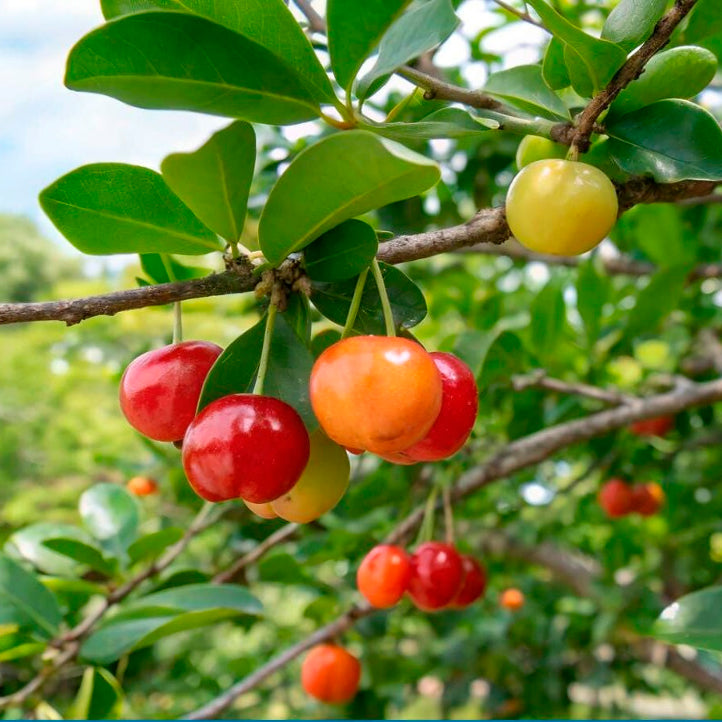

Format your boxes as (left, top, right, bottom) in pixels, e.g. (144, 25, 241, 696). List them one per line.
(500, 587, 525, 611)
(301, 644, 361, 704)
(126, 476, 158, 497)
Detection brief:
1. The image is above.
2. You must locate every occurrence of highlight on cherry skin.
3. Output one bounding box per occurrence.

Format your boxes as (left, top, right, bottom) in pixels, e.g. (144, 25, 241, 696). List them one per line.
(119, 340, 222, 443)
(182, 394, 310, 504)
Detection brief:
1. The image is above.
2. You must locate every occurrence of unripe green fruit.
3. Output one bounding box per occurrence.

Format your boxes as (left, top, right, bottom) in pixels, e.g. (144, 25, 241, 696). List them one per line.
(515, 135, 567, 169)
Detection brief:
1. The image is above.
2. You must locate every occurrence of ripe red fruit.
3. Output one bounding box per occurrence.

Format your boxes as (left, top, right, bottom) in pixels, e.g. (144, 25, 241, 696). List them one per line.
(357, 545, 412, 609)
(407, 542, 463, 611)
(400, 352, 478, 462)
(451, 555, 487, 608)
(119, 340, 222, 442)
(598, 478, 634, 518)
(500, 587, 525, 611)
(631, 482, 665, 516)
(126, 476, 158, 497)
(630, 415, 674, 438)
(301, 644, 361, 704)
(182, 394, 310, 503)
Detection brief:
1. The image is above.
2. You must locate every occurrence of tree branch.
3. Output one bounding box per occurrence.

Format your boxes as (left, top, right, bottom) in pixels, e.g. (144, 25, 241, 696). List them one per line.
(571, 0, 699, 152)
(397, 65, 503, 110)
(512, 370, 636, 406)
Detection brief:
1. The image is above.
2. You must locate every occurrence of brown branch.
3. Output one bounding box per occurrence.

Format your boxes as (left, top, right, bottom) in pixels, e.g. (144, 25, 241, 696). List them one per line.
(571, 0, 699, 152)
(292, 0, 325, 33)
(182, 376, 722, 718)
(397, 65, 503, 110)
(512, 370, 636, 406)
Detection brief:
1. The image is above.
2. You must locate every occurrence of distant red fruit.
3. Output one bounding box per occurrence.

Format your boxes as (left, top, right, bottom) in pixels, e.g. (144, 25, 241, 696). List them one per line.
(598, 478, 634, 518)
(301, 644, 361, 704)
(631, 482, 666, 516)
(126, 476, 158, 497)
(630, 415, 674, 438)
(357, 545, 411, 609)
(500, 587, 525, 611)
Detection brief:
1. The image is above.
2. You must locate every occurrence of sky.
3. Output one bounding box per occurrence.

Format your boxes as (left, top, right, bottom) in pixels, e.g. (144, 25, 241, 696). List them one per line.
(0, 0, 541, 261)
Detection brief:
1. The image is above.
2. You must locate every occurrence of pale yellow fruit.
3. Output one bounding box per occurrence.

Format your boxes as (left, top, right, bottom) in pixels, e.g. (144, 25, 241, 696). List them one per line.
(506, 159, 618, 256)
(244, 500, 277, 519)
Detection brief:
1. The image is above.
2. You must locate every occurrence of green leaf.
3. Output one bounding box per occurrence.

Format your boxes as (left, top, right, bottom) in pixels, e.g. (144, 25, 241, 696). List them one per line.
(79, 484, 140, 552)
(311, 262, 427, 334)
(42, 539, 117, 577)
(683, 0, 722, 45)
(529, 279, 566, 361)
(328, 0, 412, 90)
(80, 584, 262, 664)
(161, 122, 255, 243)
(0, 556, 61, 639)
(259, 131, 440, 265)
(542, 38, 570, 90)
(65, 12, 322, 125)
(357, 0, 459, 100)
(606, 100, 722, 182)
(139, 254, 207, 284)
(601, 0, 667, 50)
(576, 257, 609, 344)
(7, 523, 94, 577)
(653, 586, 722, 651)
(304, 220, 379, 282)
(100, 0, 334, 104)
(564, 44, 594, 98)
(71, 668, 123, 721)
(40, 164, 221, 256)
(128, 528, 184, 565)
(373, 108, 494, 142)
(526, 0, 626, 93)
(625, 266, 689, 339)
(608, 46, 718, 118)
(0, 642, 46, 663)
(484, 64, 569, 120)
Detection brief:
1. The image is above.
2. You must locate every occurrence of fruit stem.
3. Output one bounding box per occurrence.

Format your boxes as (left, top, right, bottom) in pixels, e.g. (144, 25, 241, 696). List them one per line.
(370, 259, 395, 337)
(253, 303, 278, 396)
(161, 254, 183, 344)
(416, 486, 439, 545)
(442, 485, 455, 546)
(342, 267, 369, 339)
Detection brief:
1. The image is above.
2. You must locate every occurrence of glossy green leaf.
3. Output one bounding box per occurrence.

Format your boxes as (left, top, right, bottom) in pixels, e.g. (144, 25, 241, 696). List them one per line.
(40, 164, 221, 256)
(328, 0, 412, 90)
(311, 262, 427, 334)
(373, 108, 494, 142)
(128, 527, 184, 565)
(542, 37, 570, 90)
(564, 44, 594, 98)
(259, 131, 440, 265)
(0, 556, 61, 639)
(71, 668, 123, 721)
(139, 254, 207, 284)
(607, 100, 722, 182)
(42, 538, 117, 577)
(100, 0, 334, 104)
(576, 257, 609, 344)
(133, 583, 263, 614)
(529, 279, 566, 361)
(357, 0, 459, 100)
(485, 64, 569, 120)
(0, 642, 45, 663)
(683, 0, 722, 45)
(625, 266, 689, 339)
(7, 523, 94, 577)
(601, 0, 667, 50)
(162, 122, 255, 243)
(66, 12, 322, 125)
(526, 0, 626, 93)
(304, 219, 378, 282)
(653, 586, 722, 651)
(608, 46, 717, 118)
(79, 484, 140, 552)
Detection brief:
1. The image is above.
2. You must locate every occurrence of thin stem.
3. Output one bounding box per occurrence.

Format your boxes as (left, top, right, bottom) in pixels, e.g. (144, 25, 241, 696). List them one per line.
(490, 0, 545, 28)
(416, 486, 439, 546)
(443, 485, 454, 546)
(253, 304, 278, 396)
(370, 259, 395, 337)
(161, 254, 183, 344)
(342, 268, 369, 339)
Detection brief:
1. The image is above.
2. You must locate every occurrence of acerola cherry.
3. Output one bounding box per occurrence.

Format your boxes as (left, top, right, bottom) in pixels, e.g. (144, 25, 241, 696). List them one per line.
(598, 478, 634, 518)
(357, 545, 412, 609)
(119, 340, 222, 442)
(630, 415, 674, 438)
(244, 500, 277, 519)
(515, 134, 566, 169)
(301, 644, 361, 704)
(271, 430, 350, 523)
(397, 352, 478, 462)
(126, 476, 158, 497)
(182, 394, 310, 504)
(451, 555, 487, 608)
(407, 542, 463, 611)
(631, 482, 666, 516)
(500, 587, 525, 611)
(506, 159, 618, 256)
(310, 336, 442, 455)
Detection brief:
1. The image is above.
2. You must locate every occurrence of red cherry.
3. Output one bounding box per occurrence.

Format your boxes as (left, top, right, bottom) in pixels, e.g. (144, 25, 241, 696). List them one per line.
(407, 542, 463, 611)
(119, 340, 222, 442)
(301, 644, 361, 704)
(357, 545, 412, 609)
(630, 415, 674, 438)
(450, 555, 487, 608)
(400, 353, 478, 462)
(182, 394, 310, 503)
(631, 482, 665, 516)
(598, 478, 633, 518)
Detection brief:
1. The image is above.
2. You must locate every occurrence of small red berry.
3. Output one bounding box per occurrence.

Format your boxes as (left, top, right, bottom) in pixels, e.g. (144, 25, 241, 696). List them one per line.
(126, 476, 158, 497)
(407, 542, 463, 611)
(598, 478, 634, 518)
(301, 644, 361, 704)
(631, 482, 665, 516)
(500, 587, 525, 611)
(357, 545, 412, 608)
(630, 415, 674, 438)
(451, 555, 487, 608)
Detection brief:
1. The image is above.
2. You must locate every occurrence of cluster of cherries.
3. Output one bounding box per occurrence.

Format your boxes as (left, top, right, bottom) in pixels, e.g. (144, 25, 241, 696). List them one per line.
(357, 542, 486, 611)
(598, 478, 666, 519)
